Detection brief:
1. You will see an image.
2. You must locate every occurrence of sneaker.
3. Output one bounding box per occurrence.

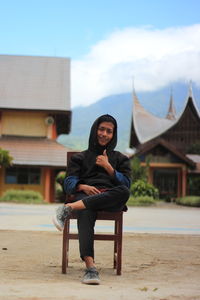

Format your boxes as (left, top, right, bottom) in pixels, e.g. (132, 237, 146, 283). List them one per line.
(52, 205, 72, 231)
(82, 267, 100, 285)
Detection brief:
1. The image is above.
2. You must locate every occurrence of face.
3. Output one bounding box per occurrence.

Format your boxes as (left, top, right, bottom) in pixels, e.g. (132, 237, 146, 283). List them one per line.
(97, 121, 114, 146)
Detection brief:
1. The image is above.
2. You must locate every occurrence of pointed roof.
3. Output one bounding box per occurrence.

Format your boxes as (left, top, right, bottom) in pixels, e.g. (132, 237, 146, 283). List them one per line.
(166, 90, 176, 120)
(131, 84, 200, 146)
(132, 90, 175, 144)
(181, 81, 200, 119)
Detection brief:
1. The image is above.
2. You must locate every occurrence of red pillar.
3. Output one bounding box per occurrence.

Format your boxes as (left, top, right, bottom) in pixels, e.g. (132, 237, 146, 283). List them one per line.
(182, 166, 187, 197)
(44, 168, 55, 203)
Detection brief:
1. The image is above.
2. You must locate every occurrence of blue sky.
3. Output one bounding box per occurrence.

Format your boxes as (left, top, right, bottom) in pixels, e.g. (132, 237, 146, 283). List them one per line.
(1, 0, 200, 107)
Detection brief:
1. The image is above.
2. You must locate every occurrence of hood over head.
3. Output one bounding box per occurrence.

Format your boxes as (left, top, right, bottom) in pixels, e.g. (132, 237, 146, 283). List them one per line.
(88, 114, 117, 154)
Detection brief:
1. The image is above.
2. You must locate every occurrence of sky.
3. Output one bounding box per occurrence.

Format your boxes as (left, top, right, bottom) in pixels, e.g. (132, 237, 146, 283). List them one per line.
(1, 0, 200, 107)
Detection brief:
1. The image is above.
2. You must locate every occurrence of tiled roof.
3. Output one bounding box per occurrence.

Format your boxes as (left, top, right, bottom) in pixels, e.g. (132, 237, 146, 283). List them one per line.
(0, 55, 70, 112)
(0, 136, 74, 167)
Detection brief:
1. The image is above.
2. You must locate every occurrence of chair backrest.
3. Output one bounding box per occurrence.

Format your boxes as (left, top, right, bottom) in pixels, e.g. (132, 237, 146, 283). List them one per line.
(65, 151, 79, 203)
(67, 151, 78, 166)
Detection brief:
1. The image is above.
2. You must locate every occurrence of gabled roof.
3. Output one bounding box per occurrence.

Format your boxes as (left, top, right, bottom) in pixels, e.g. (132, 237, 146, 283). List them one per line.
(136, 138, 195, 168)
(131, 85, 200, 145)
(0, 55, 70, 112)
(0, 136, 74, 167)
(132, 90, 175, 144)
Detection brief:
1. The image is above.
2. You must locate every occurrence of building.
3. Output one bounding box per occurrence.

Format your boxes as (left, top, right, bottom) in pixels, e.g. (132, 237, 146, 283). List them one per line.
(130, 85, 200, 199)
(0, 55, 72, 202)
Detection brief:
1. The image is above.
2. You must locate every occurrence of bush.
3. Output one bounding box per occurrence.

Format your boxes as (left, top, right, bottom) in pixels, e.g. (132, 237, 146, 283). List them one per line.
(175, 196, 200, 207)
(128, 195, 158, 206)
(55, 171, 66, 202)
(56, 171, 66, 185)
(131, 156, 148, 182)
(131, 179, 159, 199)
(0, 148, 13, 167)
(0, 189, 44, 204)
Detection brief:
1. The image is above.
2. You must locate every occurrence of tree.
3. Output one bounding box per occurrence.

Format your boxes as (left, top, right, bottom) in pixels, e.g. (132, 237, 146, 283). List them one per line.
(130, 155, 151, 183)
(0, 148, 13, 167)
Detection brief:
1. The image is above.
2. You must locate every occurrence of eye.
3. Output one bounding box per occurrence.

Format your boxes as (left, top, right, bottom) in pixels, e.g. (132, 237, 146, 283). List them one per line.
(98, 127, 113, 134)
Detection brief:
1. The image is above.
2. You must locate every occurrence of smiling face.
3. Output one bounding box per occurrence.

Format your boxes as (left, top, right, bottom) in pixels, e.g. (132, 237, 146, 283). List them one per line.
(97, 121, 114, 146)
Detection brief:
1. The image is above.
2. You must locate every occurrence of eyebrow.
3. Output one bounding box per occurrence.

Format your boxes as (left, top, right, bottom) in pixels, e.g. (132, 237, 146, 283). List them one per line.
(98, 126, 114, 132)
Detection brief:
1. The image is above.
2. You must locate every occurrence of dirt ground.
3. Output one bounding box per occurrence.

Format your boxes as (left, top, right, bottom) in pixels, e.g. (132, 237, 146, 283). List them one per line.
(0, 230, 200, 300)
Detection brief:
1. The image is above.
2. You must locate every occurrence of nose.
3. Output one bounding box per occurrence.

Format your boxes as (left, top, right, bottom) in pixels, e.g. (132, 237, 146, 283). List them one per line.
(101, 129, 108, 136)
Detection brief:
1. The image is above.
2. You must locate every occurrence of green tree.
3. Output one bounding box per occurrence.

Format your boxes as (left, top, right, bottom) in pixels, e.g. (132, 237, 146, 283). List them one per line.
(130, 155, 151, 183)
(0, 148, 13, 167)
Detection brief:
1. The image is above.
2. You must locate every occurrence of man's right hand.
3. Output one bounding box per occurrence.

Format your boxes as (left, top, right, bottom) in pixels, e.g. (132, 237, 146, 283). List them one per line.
(77, 184, 101, 195)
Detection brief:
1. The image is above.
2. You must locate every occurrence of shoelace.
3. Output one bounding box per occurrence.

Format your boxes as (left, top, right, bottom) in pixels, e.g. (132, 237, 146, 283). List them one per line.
(56, 206, 65, 220)
(85, 268, 99, 276)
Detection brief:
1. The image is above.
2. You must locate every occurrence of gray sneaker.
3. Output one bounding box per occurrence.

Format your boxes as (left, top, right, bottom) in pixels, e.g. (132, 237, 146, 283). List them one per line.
(82, 267, 100, 285)
(52, 205, 72, 231)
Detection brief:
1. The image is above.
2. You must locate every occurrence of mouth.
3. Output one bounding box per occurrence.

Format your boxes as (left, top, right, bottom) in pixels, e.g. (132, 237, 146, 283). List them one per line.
(98, 137, 108, 144)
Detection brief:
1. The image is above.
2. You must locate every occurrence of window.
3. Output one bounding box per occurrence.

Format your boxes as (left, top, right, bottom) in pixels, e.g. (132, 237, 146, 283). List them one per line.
(5, 167, 41, 184)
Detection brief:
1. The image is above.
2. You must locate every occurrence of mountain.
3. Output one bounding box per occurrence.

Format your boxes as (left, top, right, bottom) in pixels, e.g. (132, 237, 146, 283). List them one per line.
(57, 82, 200, 152)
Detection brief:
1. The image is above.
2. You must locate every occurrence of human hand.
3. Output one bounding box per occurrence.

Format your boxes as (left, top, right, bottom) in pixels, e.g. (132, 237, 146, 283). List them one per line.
(77, 184, 101, 195)
(96, 150, 115, 176)
(96, 150, 109, 168)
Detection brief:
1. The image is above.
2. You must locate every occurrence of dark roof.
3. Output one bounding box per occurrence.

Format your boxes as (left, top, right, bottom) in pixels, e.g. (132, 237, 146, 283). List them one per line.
(136, 138, 196, 168)
(131, 86, 200, 146)
(0, 136, 74, 167)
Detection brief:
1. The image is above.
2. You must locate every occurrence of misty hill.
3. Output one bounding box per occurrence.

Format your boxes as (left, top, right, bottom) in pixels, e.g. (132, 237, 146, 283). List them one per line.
(58, 82, 200, 152)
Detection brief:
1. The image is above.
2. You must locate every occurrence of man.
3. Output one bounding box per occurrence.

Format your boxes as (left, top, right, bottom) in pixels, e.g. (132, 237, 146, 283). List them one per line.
(53, 114, 131, 285)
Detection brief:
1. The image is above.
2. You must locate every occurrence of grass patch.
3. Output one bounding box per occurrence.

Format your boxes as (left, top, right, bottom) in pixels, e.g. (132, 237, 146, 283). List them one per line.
(127, 195, 158, 206)
(0, 189, 44, 204)
(175, 196, 200, 207)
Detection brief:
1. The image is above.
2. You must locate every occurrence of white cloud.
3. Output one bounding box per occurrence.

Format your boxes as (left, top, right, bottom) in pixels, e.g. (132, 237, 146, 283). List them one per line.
(71, 24, 200, 107)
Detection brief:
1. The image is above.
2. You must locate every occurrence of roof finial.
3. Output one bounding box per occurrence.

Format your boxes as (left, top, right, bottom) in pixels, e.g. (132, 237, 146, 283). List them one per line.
(189, 80, 193, 98)
(132, 76, 139, 105)
(132, 76, 136, 95)
(166, 86, 176, 120)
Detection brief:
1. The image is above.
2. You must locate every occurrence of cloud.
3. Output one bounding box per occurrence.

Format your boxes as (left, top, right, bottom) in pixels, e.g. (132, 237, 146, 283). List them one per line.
(71, 24, 200, 107)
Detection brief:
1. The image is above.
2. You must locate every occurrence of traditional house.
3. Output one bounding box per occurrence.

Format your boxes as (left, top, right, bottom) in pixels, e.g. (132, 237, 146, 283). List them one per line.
(0, 55, 72, 202)
(130, 85, 200, 199)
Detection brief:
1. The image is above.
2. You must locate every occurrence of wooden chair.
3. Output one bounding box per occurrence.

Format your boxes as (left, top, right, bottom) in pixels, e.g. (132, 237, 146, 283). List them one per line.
(61, 152, 125, 275)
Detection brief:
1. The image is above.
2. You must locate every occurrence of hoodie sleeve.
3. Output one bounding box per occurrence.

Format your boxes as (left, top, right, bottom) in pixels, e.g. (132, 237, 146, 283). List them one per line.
(63, 153, 84, 194)
(114, 170, 131, 188)
(113, 152, 132, 188)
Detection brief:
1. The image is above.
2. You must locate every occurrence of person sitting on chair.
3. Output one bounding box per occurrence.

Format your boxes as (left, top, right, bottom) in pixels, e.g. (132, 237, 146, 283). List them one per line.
(53, 114, 131, 285)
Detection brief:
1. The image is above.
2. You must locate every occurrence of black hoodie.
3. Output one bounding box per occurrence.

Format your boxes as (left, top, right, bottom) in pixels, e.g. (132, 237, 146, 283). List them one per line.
(64, 115, 131, 193)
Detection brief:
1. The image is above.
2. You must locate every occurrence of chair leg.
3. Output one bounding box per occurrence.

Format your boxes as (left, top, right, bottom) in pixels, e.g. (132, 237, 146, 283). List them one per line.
(113, 220, 117, 269)
(62, 219, 70, 274)
(116, 216, 123, 275)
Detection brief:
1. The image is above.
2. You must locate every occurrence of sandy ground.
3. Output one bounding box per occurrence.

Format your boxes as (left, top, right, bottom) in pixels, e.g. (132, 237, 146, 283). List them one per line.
(0, 230, 200, 300)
